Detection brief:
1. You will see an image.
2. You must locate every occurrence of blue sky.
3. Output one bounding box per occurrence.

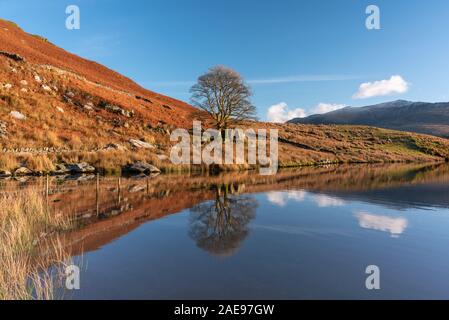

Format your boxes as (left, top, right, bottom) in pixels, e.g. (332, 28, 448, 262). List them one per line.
(1, 0, 448, 121)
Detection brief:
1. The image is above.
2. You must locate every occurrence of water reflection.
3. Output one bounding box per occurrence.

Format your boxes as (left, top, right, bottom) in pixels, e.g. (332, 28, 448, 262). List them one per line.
(3, 163, 449, 299)
(355, 211, 408, 237)
(267, 190, 346, 208)
(189, 184, 257, 256)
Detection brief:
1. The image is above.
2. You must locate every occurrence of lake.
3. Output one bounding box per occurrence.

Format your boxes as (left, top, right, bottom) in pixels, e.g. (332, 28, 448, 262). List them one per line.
(3, 163, 449, 299)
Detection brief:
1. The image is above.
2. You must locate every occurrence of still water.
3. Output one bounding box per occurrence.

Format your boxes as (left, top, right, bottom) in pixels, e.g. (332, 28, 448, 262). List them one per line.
(6, 163, 449, 299)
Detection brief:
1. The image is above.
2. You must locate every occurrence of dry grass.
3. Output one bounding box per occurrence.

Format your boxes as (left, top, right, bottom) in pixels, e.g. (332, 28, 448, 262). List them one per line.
(0, 154, 19, 171)
(0, 188, 73, 300)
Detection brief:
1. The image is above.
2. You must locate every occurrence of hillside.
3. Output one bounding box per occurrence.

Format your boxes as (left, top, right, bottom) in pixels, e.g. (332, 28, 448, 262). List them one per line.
(1, 19, 449, 175)
(288, 100, 449, 138)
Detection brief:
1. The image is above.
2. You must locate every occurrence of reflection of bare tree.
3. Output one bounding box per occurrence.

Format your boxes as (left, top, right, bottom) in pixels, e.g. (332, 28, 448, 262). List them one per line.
(189, 184, 257, 257)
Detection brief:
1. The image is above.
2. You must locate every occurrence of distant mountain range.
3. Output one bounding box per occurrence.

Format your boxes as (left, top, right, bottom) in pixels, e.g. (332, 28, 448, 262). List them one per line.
(288, 100, 449, 138)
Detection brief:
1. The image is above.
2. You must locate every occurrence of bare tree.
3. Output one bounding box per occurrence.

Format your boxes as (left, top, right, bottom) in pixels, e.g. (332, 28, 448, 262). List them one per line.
(190, 66, 257, 133)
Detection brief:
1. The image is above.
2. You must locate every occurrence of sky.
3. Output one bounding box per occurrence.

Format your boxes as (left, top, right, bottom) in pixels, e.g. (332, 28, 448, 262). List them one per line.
(1, 0, 448, 121)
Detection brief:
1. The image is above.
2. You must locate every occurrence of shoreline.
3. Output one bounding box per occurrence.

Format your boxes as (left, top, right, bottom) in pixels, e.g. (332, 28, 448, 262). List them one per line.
(1, 158, 447, 180)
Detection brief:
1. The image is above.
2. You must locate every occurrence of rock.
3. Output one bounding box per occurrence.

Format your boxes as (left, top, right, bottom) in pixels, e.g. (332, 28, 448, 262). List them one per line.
(67, 162, 96, 174)
(56, 106, 64, 113)
(124, 161, 160, 174)
(34, 75, 42, 83)
(3, 83, 12, 90)
(20, 88, 27, 93)
(83, 102, 94, 110)
(0, 121, 7, 136)
(66, 91, 75, 98)
(104, 143, 126, 151)
(10, 111, 26, 120)
(129, 139, 155, 149)
(53, 164, 70, 175)
(157, 154, 168, 161)
(14, 167, 33, 176)
(0, 170, 12, 177)
(20, 80, 28, 86)
(0, 51, 25, 62)
(42, 85, 51, 91)
(99, 102, 133, 117)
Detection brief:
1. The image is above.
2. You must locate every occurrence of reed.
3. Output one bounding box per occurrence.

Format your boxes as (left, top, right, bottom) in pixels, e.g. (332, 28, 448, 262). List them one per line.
(0, 188, 72, 300)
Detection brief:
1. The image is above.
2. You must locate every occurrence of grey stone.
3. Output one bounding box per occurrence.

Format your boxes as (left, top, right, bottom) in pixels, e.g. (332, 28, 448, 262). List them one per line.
(124, 161, 160, 174)
(129, 139, 155, 149)
(67, 162, 96, 174)
(14, 167, 33, 176)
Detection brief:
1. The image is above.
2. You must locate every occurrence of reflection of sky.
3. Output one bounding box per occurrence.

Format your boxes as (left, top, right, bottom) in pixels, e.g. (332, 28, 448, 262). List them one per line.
(69, 187, 449, 299)
(265, 190, 412, 238)
(266, 190, 345, 208)
(355, 211, 408, 237)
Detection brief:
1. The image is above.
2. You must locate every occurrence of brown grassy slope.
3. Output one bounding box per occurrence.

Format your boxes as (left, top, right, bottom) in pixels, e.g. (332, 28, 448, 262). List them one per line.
(0, 19, 195, 120)
(0, 19, 448, 173)
(262, 122, 449, 165)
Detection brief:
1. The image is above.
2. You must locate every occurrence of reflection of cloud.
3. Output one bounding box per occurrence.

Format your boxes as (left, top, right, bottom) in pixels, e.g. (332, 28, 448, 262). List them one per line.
(266, 190, 306, 207)
(267, 192, 345, 208)
(355, 211, 408, 237)
(313, 195, 346, 207)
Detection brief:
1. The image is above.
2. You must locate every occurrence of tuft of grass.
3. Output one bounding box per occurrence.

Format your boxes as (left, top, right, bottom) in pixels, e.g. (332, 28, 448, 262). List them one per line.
(0, 189, 73, 300)
(0, 154, 20, 171)
(23, 154, 56, 173)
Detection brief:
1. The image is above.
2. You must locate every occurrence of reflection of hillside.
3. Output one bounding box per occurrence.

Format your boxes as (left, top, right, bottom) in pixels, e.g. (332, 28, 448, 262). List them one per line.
(2, 162, 449, 255)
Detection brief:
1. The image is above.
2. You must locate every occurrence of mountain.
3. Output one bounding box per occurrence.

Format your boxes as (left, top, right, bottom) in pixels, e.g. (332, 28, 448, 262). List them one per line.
(288, 100, 449, 138)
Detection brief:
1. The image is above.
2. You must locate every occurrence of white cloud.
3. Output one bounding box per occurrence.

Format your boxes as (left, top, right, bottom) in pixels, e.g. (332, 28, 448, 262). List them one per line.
(312, 103, 347, 114)
(267, 102, 306, 123)
(353, 75, 409, 99)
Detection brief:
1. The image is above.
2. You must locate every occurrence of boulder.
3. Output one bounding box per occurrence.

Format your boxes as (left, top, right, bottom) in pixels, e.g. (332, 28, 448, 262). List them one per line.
(83, 102, 94, 110)
(129, 139, 155, 149)
(104, 143, 126, 151)
(14, 167, 33, 176)
(10, 111, 26, 120)
(67, 162, 96, 174)
(156, 154, 168, 161)
(53, 164, 71, 175)
(0, 170, 12, 177)
(99, 102, 132, 117)
(0, 121, 7, 136)
(0, 51, 26, 62)
(124, 161, 160, 174)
